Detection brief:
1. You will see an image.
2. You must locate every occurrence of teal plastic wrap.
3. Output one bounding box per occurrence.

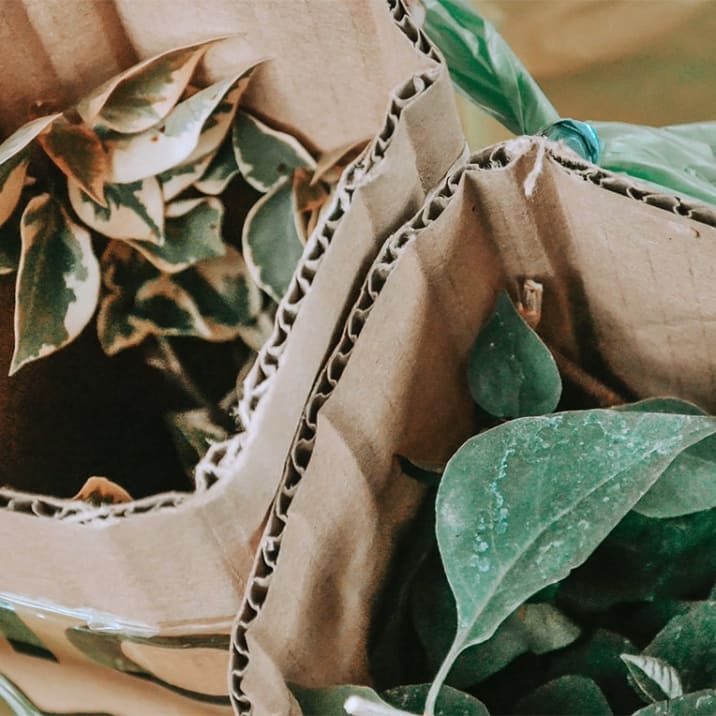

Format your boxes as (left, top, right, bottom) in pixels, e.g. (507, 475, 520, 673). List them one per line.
(422, 0, 716, 207)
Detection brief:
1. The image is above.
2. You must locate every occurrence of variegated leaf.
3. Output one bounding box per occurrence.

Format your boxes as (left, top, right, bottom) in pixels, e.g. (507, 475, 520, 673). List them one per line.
(622, 653, 684, 703)
(38, 118, 107, 205)
(68, 176, 164, 243)
(236, 309, 274, 352)
(0, 114, 60, 167)
(0, 201, 23, 274)
(11, 194, 100, 374)
(97, 242, 159, 355)
(293, 167, 330, 243)
(170, 246, 262, 338)
(76, 36, 230, 133)
(99, 243, 260, 353)
(232, 110, 315, 192)
(242, 178, 304, 302)
(129, 197, 225, 273)
(106, 63, 261, 184)
(0, 154, 29, 229)
(194, 135, 240, 195)
(157, 153, 213, 201)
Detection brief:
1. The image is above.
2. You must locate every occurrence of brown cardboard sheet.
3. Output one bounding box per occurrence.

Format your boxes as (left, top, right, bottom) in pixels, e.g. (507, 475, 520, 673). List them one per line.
(231, 139, 716, 714)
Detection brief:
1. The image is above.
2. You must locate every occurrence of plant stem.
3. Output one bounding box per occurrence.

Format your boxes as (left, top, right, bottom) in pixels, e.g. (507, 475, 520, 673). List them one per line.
(154, 336, 235, 433)
(423, 640, 463, 715)
(549, 346, 626, 407)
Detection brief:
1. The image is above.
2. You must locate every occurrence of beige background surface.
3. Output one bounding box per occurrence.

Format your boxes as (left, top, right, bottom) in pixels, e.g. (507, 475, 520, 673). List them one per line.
(459, 0, 716, 148)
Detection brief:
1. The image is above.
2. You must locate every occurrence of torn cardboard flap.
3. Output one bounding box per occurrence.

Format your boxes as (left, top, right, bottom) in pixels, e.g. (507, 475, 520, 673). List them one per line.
(231, 138, 716, 714)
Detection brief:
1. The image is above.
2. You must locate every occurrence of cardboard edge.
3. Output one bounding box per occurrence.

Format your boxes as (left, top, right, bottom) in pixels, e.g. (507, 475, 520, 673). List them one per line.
(227, 136, 716, 711)
(0, 0, 443, 525)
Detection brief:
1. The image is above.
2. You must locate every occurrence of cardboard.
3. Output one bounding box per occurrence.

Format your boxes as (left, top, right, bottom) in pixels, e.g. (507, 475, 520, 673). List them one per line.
(230, 139, 716, 713)
(0, 0, 465, 708)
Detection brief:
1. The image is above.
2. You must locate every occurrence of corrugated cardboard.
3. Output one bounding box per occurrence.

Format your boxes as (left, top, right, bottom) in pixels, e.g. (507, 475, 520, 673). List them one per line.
(0, 0, 465, 707)
(229, 139, 716, 714)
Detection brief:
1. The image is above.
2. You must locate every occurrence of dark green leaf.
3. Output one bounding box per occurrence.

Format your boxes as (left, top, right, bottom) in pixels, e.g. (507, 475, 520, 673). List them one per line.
(427, 410, 716, 713)
(631, 690, 716, 716)
(0, 199, 23, 274)
(621, 654, 683, 703)
(412, 553, 579, 688)
(242, 178, 304, 302)
(513, 675, 613, 715)
(130, 197, 225, 273)
(290, 684, 386, 715)
(382, 684, 489, 716)
(644, 601, 716, 693)
(549, 629, 640, 715)
(397, 456, 443, 488)
(12, 194, 100, 374)
(617, 398, 716, 518)
(233, 110, 314, 193)
(559, 509, 716, 611)
(194, 135, 241, 195)
(467, 291, 561, 418)
(165, 407, 228, 478)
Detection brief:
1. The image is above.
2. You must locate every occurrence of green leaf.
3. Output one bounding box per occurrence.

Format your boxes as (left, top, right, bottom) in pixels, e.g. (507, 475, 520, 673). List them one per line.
(0, 200, 23, 274)
(0, 154, 29, 229)
(232, 110, 315, 192)
(157, 153, 213, 201)
(622, 655, 683, 703)
(549, 629, 640, 715)
(98, 243, 260, 354)
(38, 118, 107, 205)
(106, 65, 258, 184)
(513, 676, 613, 715)
(129, 197, 225, 272)
(397, 456, 443, 488)
(68, 176, 164, 243)
(165, 407, 228, 478)
(290, 685, 388, 715)
(426, 410, 716, 714)
(242, 178, 304, 302)
(0, 114, 61, 228)
(559, 509, 716, 611)
(76, 37, 228, 133)
(412, 553, 579, 688)
(11, 194, 100, 374)
(97, 243, 158, 355)
(643, 601, 716, 693)
(467, 291, 561, 418)
(291, 684, 487, 716)
(194, 135, 240, 195)
(0, 113, 59, 167)
(617, 398, 716, 519)
(631, 690, 716, 716)
(382, 684, 489, 716)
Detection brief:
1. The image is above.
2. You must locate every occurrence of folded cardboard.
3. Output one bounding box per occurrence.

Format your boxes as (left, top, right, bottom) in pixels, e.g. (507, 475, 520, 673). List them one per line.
(0, 0, 464, 708)
(229, 138, 716, 713)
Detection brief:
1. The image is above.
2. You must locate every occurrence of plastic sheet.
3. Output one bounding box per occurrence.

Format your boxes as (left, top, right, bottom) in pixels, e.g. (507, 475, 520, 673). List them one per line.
(423, 0, 716, 207)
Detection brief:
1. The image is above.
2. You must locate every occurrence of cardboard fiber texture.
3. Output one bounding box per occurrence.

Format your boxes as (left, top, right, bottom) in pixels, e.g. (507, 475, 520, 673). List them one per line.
(230, 138, 716, 714)
(0, 0, 464, 705)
